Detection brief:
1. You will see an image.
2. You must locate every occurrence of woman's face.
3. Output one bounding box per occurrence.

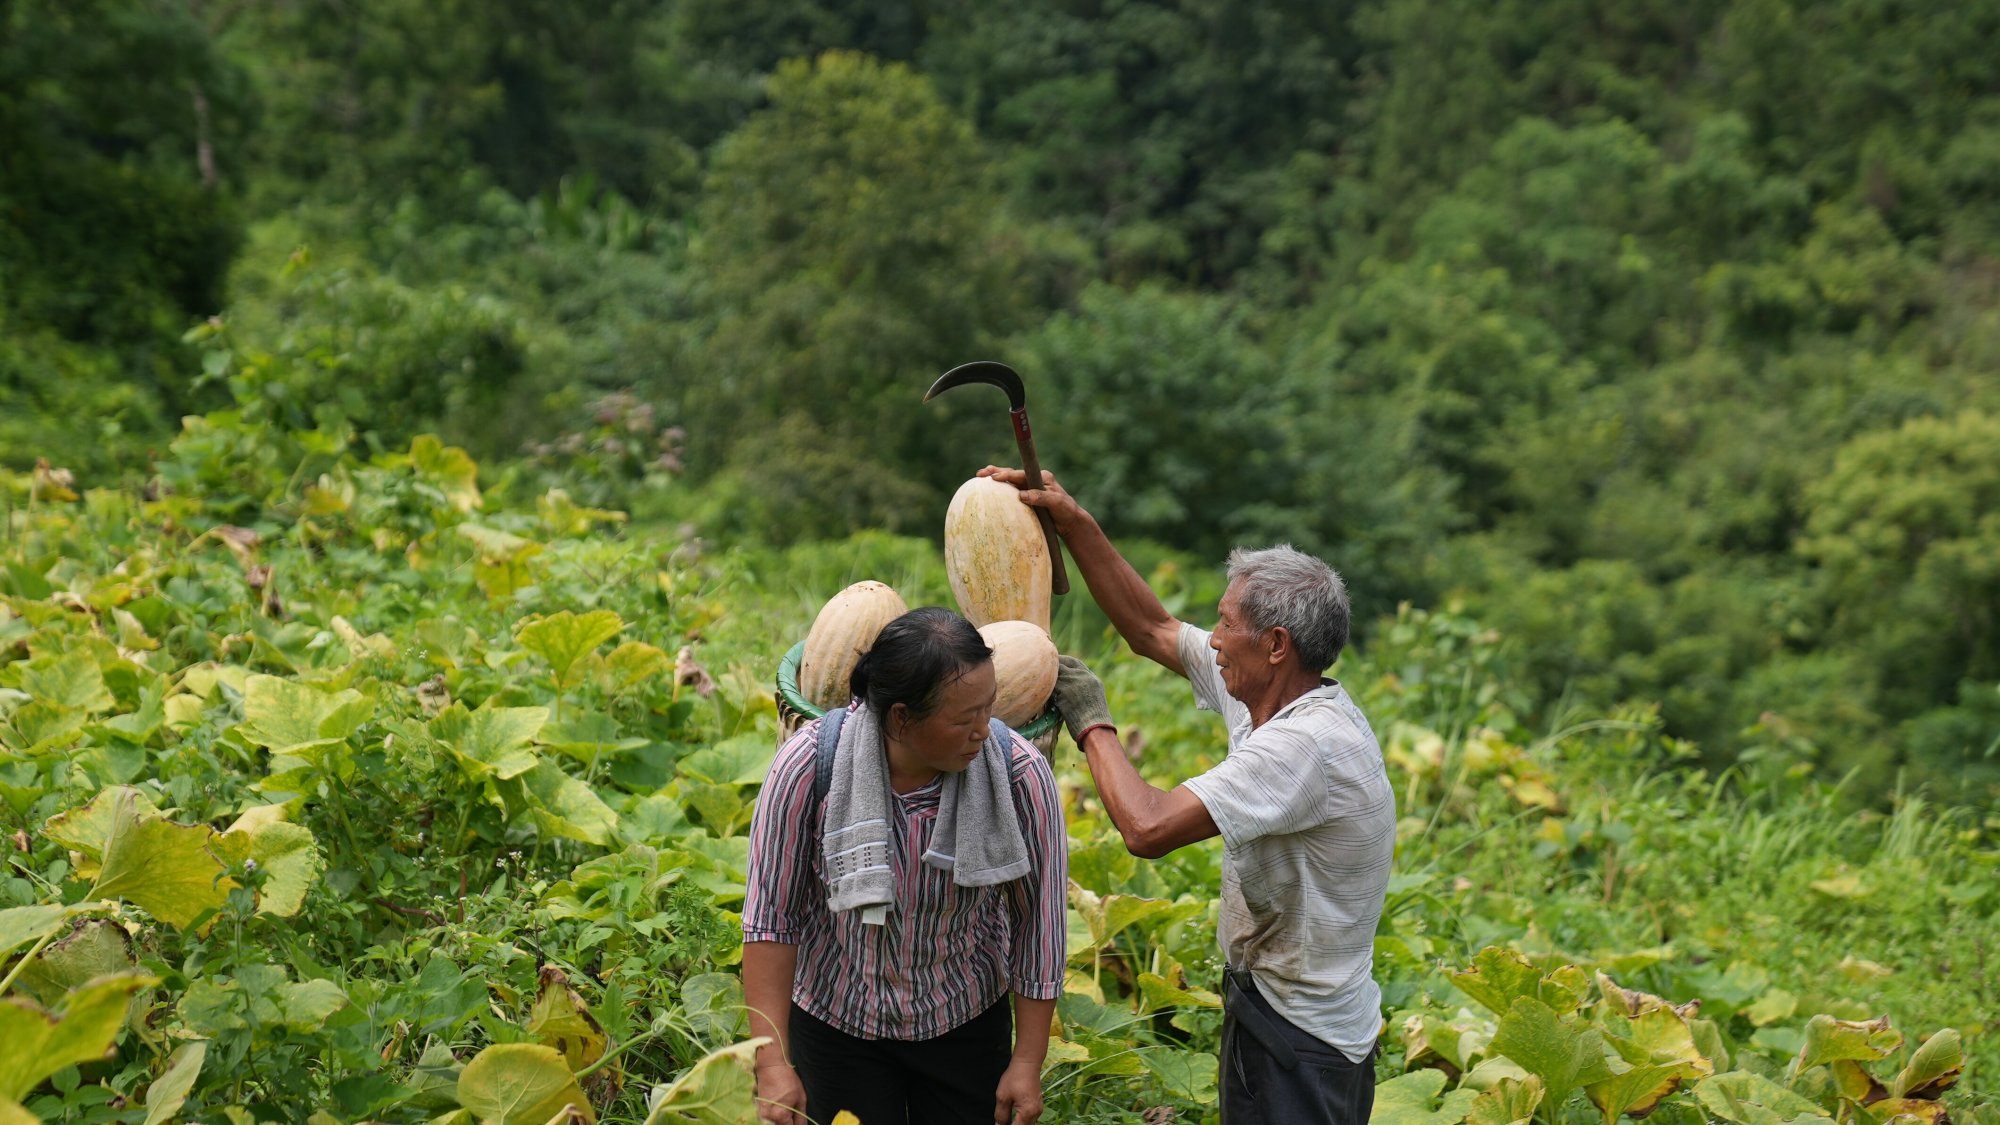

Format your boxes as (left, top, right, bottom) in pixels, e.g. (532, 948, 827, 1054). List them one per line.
(890, 661, 998, 774)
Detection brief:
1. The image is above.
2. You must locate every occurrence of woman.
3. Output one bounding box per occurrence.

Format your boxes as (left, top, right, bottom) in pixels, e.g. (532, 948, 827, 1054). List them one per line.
(743, 607, 1067, 1125)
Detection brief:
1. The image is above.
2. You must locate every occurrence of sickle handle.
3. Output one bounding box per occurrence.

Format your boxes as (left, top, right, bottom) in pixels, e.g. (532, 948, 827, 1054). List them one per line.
(1010, 407, 1070, 596)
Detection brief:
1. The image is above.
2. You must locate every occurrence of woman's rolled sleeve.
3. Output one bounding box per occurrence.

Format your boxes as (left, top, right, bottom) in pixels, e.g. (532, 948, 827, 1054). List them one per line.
(741, 724, 821, 944)
(1005, 739, 1069, 999)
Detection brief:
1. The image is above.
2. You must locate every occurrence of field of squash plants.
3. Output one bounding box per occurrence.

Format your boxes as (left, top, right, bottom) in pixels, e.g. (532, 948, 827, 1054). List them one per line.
(2, 393, 1996, 1124)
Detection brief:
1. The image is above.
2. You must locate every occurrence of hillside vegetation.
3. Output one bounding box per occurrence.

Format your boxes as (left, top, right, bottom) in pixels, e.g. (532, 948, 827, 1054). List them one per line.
(0, 415, 1992, 1122)
(5, 0, 1999, 791)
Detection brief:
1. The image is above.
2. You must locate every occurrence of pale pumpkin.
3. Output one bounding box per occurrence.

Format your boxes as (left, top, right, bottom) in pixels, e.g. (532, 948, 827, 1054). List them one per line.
(799, 581, 908, 711)
(976, 620, 1059, 728)
(944, 476, 1052, 630)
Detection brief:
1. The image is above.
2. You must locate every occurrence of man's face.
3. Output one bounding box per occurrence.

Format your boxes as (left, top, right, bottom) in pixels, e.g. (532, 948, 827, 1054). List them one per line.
(1210, 581, 1271, 700)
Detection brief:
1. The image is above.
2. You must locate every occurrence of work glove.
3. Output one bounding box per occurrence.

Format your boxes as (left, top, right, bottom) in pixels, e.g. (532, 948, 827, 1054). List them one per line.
(1054, 655, 1115, 746)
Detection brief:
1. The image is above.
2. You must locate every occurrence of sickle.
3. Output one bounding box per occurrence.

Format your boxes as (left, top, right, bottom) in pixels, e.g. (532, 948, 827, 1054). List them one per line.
(925, 361, 1071, 596)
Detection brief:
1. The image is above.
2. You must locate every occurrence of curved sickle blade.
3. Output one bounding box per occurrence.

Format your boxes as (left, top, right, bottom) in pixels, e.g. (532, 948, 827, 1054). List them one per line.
(924, 360, 1026, 409)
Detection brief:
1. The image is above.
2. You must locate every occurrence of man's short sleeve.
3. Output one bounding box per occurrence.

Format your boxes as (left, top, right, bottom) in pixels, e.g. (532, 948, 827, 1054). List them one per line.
(1178, 623, 1228, 712)
(1181, 721, 1331, 845)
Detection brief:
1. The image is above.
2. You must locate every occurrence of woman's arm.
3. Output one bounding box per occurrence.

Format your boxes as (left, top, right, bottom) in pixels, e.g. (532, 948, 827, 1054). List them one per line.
(995, 994, 1055, 1124)
(742, 942, 807, 1124)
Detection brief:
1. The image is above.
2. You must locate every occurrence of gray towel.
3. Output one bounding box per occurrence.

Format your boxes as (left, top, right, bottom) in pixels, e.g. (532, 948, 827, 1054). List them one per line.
(923, 719, 1031, 886)
(822, 712, 1031, 926)
(821, 705, 894, 925)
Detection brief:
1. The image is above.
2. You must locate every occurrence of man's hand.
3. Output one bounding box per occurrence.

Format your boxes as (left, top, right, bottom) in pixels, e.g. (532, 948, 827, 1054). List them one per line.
(978, 466, 1086, 537)
(1053, 655, 1114, 745)
(754, 1062, 807, 1124)
(993, 1056, 1045, 1124)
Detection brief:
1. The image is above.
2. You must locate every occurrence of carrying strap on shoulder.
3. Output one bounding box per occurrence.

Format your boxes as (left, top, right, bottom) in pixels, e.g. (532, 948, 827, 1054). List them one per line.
(811, 706, 848, 806)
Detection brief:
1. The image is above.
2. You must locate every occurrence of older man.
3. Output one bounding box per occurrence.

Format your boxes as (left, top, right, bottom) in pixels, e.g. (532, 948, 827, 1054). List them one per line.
(982, 466, 1395, 1125)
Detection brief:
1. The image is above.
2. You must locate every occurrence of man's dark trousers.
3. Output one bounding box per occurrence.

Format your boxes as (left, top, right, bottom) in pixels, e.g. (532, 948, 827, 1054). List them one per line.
(1220, 969, 1376, 1125)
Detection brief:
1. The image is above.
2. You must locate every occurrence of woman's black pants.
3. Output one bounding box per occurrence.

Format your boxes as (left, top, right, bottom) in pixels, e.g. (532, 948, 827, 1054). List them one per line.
(1220, 969, 1377, 1125)
(789, 1000, 1012, 1124)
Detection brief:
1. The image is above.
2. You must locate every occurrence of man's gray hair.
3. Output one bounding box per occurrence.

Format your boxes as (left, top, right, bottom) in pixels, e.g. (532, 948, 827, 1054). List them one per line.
(1225, 545, 1350, 673)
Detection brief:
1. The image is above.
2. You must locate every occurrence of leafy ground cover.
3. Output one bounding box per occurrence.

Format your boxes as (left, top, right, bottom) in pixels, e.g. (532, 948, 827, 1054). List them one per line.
(2, 406, 1995, 1124)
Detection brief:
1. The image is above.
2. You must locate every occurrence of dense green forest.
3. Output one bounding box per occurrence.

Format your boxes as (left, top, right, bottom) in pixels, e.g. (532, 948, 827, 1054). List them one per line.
(5, 0, 1999, 795)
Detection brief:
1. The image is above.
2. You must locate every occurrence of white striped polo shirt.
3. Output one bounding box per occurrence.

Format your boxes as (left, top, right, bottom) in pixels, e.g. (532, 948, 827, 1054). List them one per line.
(1177, 623, 1397, 1062)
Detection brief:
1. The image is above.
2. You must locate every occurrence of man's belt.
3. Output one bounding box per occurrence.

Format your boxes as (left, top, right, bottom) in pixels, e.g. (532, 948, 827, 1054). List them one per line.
(1224, 968, 1300, 1071)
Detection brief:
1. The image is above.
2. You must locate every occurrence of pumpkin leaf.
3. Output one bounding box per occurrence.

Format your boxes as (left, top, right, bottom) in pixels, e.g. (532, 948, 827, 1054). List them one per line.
(0, 904, 75, 961)
(498, 760, 619, 845)
(1141, 1049, 1218, 1104)
(1372, 1067, 1481, 1125)
(212, 819, 322, 918)
(1586, 1062, 1688, 1122)
(1789, 1015, 1903, 1085)
(639, 1037, 765, 1125)
(0, 972, 158, 1101)
(676, 733, 776, 786)
(1452, 947, 1589, 1017)
(1694, 1071, 1831, 1125)
(409, 435, 483, 513)
(526, 966, 608, 1074)
(239, 675, 373, 758)
(8, 650, 114, 713)
(92, 794, 236, 930)
(432, 702, 549, 781)
(1489, 997, 1616, 1108)
(1466, 1075, 1544, 1125)
(459, 1043, 596, 1125)
(515, 611, 624, 686)
(42, 785, 162, 878)
(15, 918, 136, 1006)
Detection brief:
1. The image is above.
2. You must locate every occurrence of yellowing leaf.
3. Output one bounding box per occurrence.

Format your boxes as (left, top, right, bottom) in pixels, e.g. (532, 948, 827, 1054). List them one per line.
(527, 966, 608, 1073)
(1465, 1075, 1544, 1125)
(213, 819, 322, 918)
(1694, 1071, 1830, 1125)
(409, 435, 484, 513)
(0, 905, 73, 960)
(0, 972, 157, 1100)
(9, 650, 114, 713)
(458, 1043, 597, 1125)
(15, 919, 136, 1007)
(1789, 1015, 1902, 1084)
(42, 787, 163, 878)
(239, 675, 373, 758)
(639, 1038, 765, 1125)
(1452, 947, 1589, 1018)
(92, 795, 236, 931)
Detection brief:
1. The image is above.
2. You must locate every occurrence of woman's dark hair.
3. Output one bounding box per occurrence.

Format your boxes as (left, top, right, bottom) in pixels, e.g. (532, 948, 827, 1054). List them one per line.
(850, 607, 993, 722)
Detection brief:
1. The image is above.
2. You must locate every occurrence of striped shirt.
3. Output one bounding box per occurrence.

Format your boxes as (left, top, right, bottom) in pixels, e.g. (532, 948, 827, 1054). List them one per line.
(742, 712, 1069, 1040)
(1177, 623, 1397, 1062)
